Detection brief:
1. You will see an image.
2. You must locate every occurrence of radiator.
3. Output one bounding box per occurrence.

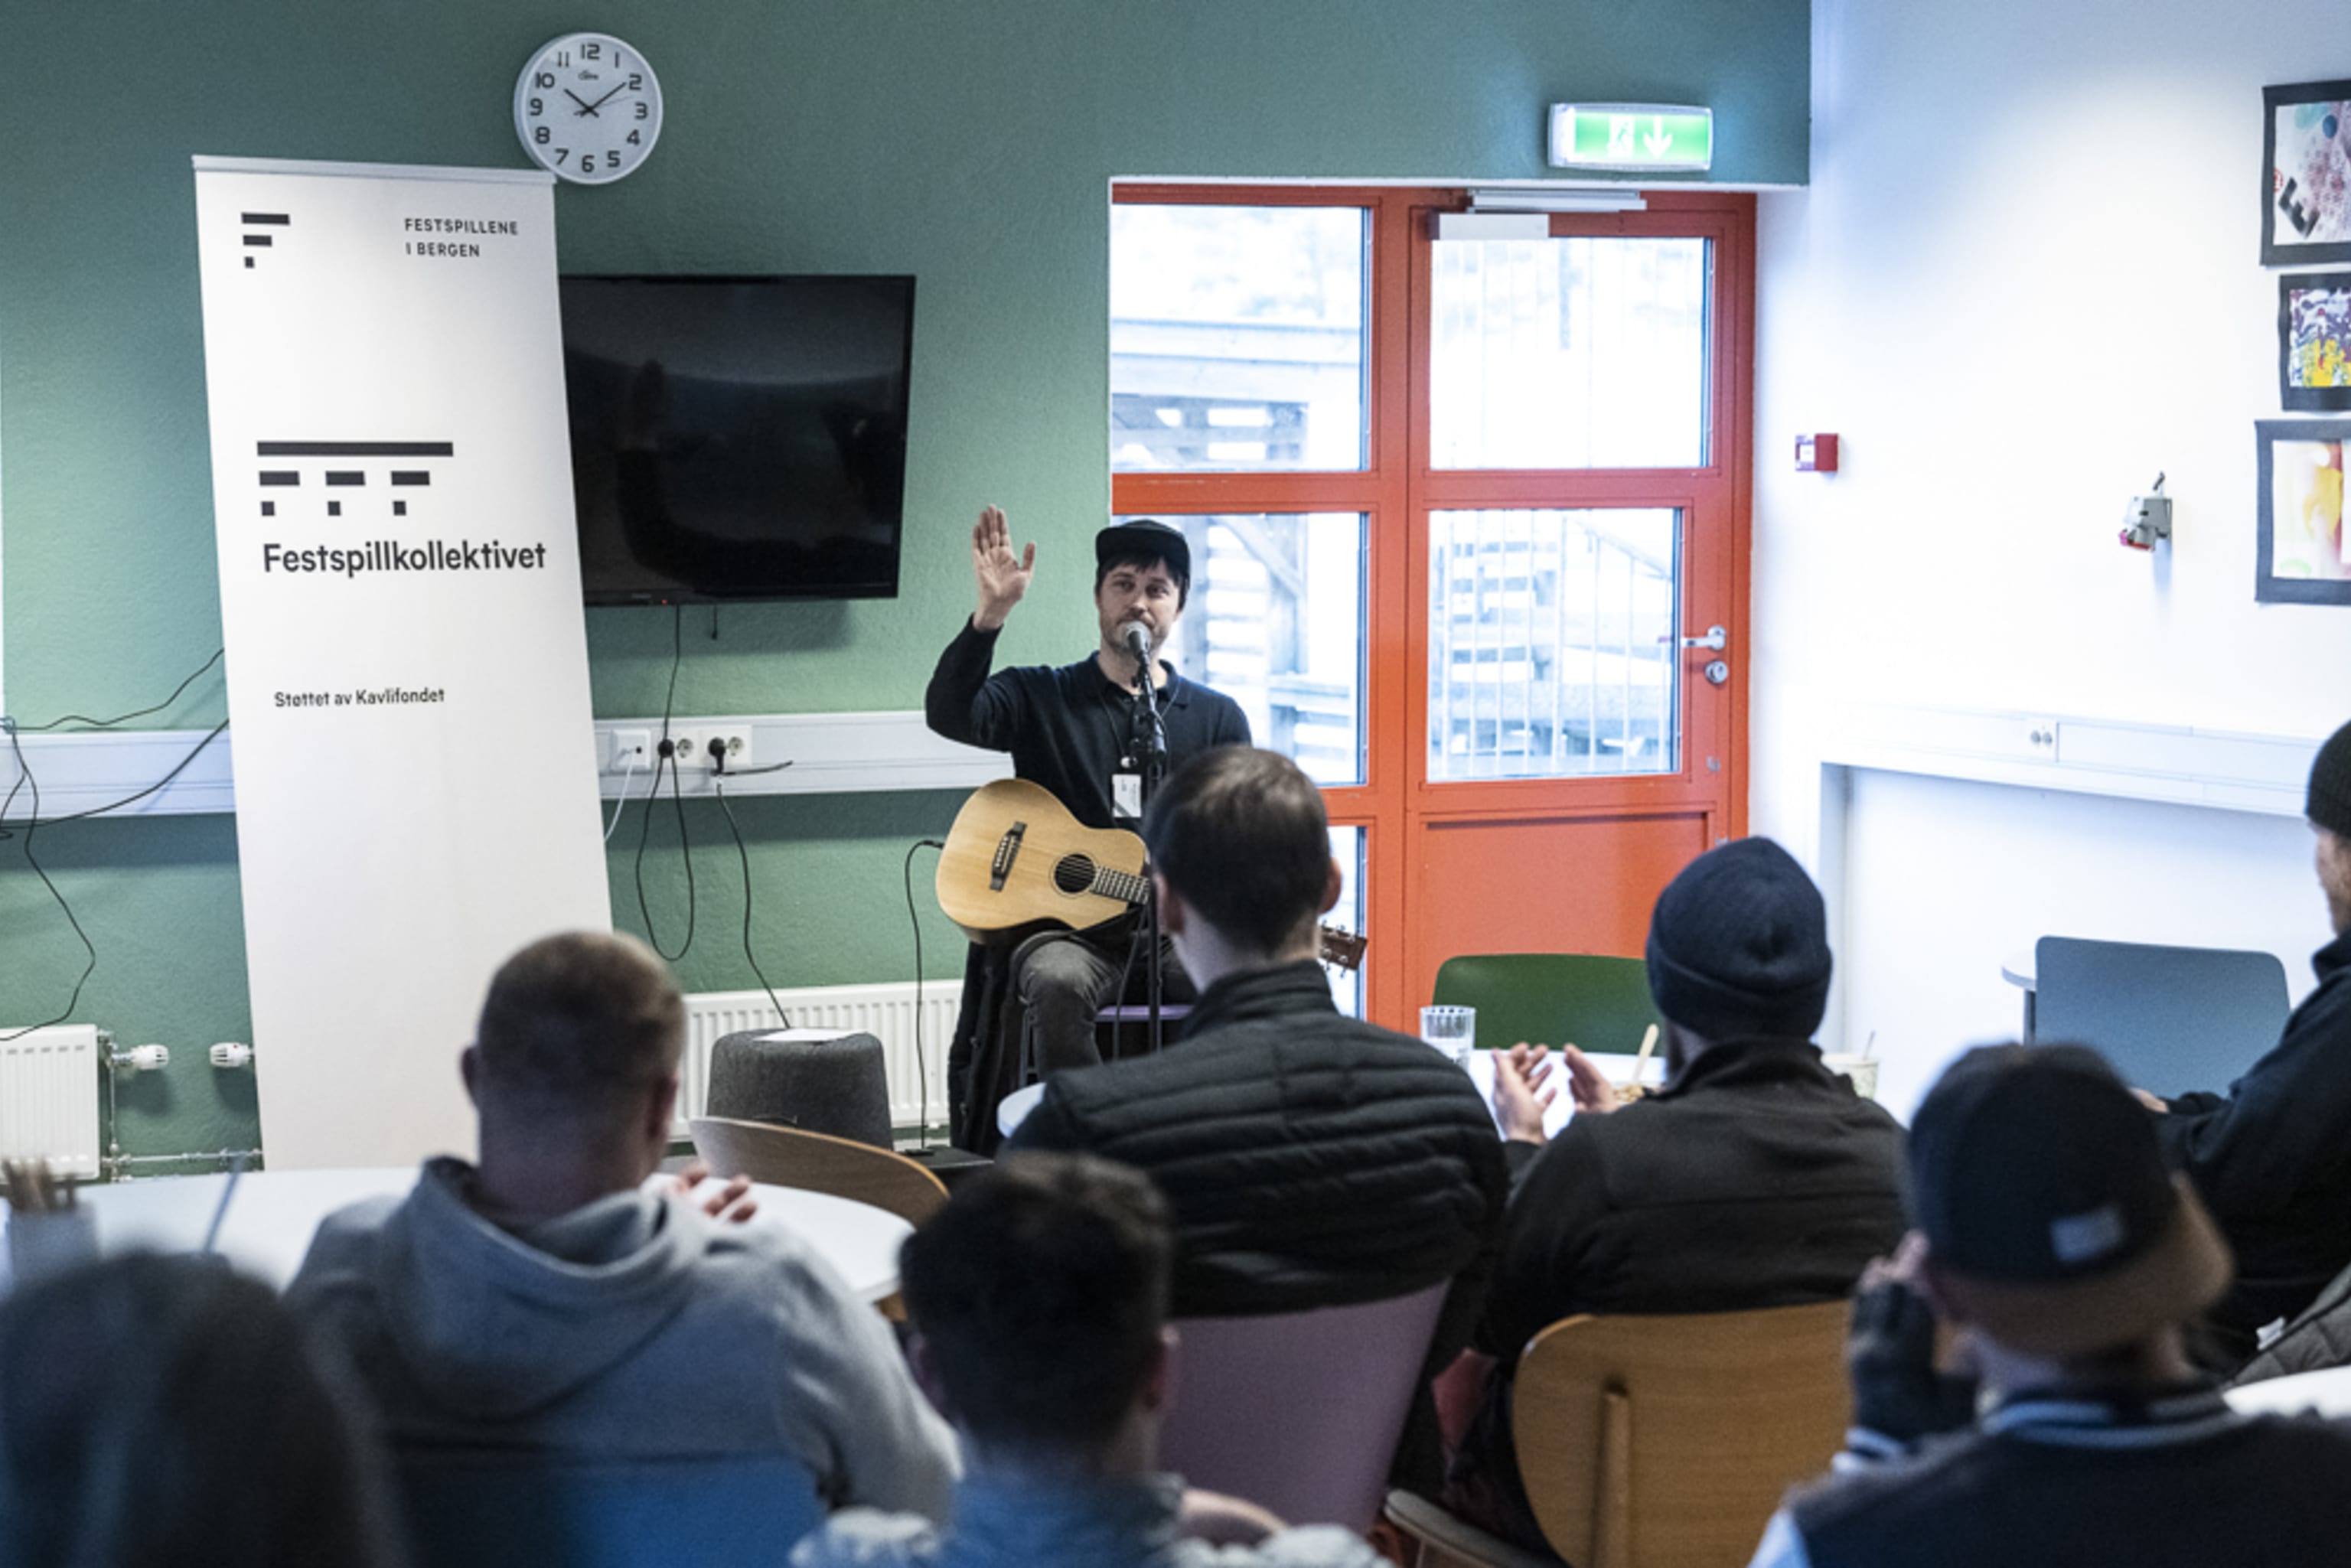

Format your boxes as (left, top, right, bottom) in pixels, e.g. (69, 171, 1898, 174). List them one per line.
(680, 982, 957, 1134)
(0, 1025, 106, 1178)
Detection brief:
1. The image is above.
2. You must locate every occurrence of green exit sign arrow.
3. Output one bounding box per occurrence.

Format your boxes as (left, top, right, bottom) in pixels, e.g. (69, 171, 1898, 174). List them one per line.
(1549, 103, 1713, 172)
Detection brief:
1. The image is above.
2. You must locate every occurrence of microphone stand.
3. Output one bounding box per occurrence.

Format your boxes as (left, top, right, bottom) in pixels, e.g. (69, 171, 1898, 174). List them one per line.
(1128, 634, 1172, 1055)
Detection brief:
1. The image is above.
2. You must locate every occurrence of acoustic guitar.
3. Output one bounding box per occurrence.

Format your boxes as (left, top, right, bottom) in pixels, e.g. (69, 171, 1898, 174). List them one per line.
(937, 778, 1367, 970)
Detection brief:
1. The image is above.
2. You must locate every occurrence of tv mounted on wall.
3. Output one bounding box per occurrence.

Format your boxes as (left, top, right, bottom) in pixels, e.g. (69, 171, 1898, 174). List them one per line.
(559, 274, 915, 603)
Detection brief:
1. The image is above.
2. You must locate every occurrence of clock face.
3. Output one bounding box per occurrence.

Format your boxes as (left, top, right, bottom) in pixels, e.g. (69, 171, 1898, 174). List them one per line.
(513, 33, 663, 186)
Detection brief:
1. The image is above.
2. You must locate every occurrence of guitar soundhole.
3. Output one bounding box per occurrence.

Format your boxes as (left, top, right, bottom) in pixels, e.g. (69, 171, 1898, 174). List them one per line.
(1052, 853, 1095, 895)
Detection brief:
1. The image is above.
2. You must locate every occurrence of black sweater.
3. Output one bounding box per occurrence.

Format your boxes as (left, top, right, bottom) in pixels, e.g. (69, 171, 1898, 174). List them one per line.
(1449, 1039, 1904, 1553)
(924, 618, 1250, 829)
(2155, 927, 2351, 1348)
(1479, 1038, 1906, 1364)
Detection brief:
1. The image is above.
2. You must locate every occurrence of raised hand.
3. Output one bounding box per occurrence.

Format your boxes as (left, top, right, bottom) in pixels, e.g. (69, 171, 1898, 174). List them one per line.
(970, 505, 1036, 631)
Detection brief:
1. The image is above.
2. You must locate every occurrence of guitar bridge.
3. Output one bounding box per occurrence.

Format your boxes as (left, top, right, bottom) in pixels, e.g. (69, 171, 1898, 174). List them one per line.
(990, 820, 1027, 892)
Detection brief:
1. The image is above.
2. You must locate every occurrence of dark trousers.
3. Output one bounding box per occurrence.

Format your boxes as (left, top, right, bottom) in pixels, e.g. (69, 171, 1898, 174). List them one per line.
(1016, 924, 1192, 1077)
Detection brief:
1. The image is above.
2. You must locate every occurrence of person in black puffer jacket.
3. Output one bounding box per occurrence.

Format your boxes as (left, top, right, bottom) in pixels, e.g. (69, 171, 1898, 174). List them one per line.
(1008, 747, 1510, 1492)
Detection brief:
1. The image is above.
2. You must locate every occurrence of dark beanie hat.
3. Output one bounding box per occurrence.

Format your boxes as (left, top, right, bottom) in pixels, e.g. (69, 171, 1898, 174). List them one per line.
(2312, 719, 2351, 837)
(1645, 836, 1832, 1041)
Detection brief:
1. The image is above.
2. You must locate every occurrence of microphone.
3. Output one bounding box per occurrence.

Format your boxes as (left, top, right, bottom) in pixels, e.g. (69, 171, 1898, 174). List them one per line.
(1117, 620, 1152, 666)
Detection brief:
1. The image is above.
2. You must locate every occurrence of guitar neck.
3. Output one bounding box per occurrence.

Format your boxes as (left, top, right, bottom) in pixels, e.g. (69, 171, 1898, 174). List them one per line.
(1090, 864, 1150, 907)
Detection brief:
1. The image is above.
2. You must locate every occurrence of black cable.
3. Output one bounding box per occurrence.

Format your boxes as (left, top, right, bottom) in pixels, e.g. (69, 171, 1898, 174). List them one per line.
(0, 651, 230, 1042)
(21, 648, 225, 732)
(0, 721, 99, 1042)
(632, 603, 696, 962)
(716, 782, 794, 1031)
(632, 747, 696, 963)
(905, 839, 946, 1149)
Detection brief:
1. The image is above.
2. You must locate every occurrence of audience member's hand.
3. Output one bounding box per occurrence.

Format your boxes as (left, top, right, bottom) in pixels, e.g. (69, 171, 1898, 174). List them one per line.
(1492, 1043, 1558, 1143)
(1561, 1045, 1619, 1116)
(1176, 1488, 1287, 1547)
(1847, 1235, 1976, 1448)
(2132, 1087, 2170, 1114)
(667, 1159, 759, 1224)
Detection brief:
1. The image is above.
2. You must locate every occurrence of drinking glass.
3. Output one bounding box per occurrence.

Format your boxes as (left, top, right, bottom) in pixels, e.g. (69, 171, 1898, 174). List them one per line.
(1419, 1005, 1475, 1066)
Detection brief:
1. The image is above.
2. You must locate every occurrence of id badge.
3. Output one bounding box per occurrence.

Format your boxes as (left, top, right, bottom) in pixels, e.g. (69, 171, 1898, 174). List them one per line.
(1113, 771, 1143, 820)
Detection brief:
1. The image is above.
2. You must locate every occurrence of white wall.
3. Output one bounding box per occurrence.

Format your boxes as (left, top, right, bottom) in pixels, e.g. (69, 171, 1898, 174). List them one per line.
(1837, 770, 2323, 1119)
(1755, 0, 2351, 1113)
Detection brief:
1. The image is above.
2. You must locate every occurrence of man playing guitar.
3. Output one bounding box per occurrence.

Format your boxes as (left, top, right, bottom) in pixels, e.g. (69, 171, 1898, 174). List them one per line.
(926, 507, 1250, 1146)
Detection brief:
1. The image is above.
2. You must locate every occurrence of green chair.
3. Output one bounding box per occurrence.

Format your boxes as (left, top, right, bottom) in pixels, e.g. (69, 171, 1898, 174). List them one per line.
(1430, 954, 1660, 1057)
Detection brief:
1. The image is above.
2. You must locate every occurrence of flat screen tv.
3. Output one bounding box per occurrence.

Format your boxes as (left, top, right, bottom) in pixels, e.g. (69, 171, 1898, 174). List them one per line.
(560, 274, 915, 603)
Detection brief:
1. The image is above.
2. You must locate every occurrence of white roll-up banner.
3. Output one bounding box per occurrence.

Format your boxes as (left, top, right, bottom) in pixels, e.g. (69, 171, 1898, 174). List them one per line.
(193, 158, 611, 1169)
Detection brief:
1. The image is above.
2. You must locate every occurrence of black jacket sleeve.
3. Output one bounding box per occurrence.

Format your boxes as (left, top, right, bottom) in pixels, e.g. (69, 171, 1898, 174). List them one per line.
(2151, 979, 2351, 1219)
(1476, 1127, 1612, 1361)
(925, 618, 1024, 751)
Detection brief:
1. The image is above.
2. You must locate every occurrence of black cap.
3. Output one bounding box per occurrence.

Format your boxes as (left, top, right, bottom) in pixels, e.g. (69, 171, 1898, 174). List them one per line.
(1096, 520, 1190, 587)
(1908, 1044, 2231, 1357)
(2310, 719, 2351, 837)
(1643, 837, 1831, 1041)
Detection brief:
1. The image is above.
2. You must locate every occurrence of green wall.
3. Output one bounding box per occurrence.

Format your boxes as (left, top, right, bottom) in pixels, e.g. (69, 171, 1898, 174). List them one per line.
(0, 0, 1808, 1162)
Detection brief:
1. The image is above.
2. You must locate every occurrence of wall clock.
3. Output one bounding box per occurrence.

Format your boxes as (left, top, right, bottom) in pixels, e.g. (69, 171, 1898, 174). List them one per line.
(514, 32, 664, 185)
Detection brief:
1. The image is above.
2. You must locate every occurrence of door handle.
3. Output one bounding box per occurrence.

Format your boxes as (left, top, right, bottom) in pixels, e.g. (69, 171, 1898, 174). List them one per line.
(1680, 625, 1727, 651)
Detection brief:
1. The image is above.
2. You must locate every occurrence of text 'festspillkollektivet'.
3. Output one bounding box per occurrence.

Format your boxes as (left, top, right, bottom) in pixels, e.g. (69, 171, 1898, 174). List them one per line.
(261, 540, 549, 579)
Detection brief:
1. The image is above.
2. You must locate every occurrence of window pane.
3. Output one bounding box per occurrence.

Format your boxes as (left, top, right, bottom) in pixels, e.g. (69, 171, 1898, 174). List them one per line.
(1110, 205, 1368, 471)
(1325, 826, 1365, 1019)
(1143, 513, 1366, 787)
(1427, 509, 1681, 780)
(1430, 236, 1710, 469)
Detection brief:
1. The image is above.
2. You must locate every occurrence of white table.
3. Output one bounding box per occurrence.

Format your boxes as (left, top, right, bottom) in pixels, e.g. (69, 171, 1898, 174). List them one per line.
(1, 1167, 911, 1304)
(2225, 1368, 2351, 1420)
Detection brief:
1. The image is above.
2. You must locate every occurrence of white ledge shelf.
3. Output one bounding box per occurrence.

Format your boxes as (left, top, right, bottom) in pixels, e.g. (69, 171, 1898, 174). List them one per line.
(1, 711, 1008, 822)
(1820, 703, 2320, 819)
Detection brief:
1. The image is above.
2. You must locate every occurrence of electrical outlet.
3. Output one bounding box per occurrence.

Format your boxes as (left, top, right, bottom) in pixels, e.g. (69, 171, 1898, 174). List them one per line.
(609, 729, 653, 772)
(658, 731, 696, 768)
(697, 726, 754, 773)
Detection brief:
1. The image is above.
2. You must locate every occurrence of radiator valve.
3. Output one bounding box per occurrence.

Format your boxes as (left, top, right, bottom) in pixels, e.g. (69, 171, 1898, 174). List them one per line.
(209, 1042, 254, 1071)
(109, 1044, 170, 1073)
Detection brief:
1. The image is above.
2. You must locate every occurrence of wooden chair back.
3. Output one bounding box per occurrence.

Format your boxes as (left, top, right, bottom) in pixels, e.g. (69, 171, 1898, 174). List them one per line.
(1511, 1301, 1850, 1568)
(688, 1117, 947, 1227)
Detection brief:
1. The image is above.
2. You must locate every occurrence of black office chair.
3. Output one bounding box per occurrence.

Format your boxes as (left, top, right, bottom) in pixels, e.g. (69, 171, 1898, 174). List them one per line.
(2032, 935, 2291, 1099)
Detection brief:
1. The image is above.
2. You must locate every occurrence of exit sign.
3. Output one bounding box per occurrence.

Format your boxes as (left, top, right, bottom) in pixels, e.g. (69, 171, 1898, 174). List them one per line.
(1549, 104, 1714, 173)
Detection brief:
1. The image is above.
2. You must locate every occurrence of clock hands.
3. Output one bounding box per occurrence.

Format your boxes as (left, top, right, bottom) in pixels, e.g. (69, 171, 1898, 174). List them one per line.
(561, 83, 629, 118)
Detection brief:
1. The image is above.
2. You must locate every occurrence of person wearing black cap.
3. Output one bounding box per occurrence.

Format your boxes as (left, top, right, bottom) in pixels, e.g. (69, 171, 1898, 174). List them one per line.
(927, 506, 1251, 1150)
(1443, 837, 1906, 1554)
(1751, 1044, 2351, 1568)
(2131, 717, 2351, 1365)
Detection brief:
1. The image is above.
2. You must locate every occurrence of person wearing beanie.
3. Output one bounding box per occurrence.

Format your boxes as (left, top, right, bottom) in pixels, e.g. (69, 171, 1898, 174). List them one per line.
(1750, 1045, 2351, 1568)
(1442, 837, 1906, 1556)
(2132, 717, 2351, 1367)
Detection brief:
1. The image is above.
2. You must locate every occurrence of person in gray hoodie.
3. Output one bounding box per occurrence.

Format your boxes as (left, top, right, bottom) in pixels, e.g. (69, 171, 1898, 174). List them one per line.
(284, 930, 958, 1524)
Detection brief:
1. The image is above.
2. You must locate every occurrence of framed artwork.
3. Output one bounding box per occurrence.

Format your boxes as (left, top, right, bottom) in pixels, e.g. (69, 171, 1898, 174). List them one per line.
(2264, 80, 2351, 266)
(2281, 272, 2351, 410)
(2255, 419, 2351, 603)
